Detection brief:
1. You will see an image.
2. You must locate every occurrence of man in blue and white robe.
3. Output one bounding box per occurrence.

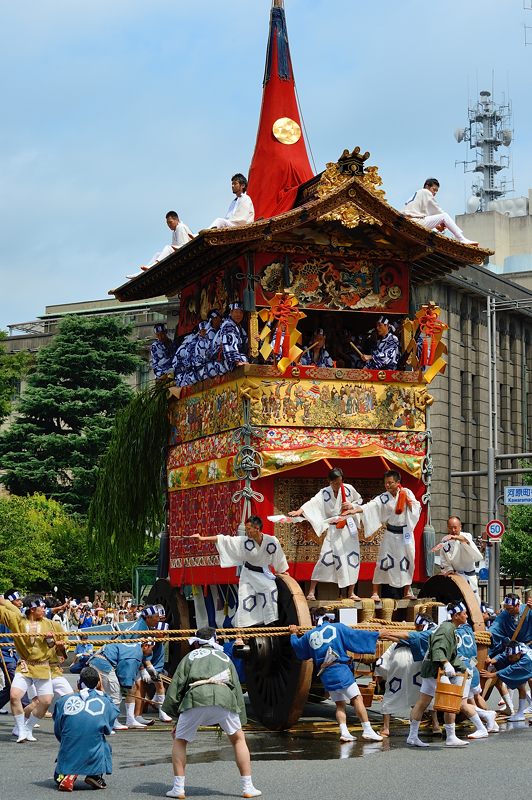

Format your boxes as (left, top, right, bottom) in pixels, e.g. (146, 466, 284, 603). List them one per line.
(150, 323, 177, 380)
(218, 302, 249, 374)
(172, 332, 197, 387)
(360, 317, 400, 370)
(290, 613, 382, 742)
(300, 328, 334, 368)
(455, 621, 499, 733)
(482, 642, 532, 721)
(53, 666, 118, 792)
(489, 594, 532, 657)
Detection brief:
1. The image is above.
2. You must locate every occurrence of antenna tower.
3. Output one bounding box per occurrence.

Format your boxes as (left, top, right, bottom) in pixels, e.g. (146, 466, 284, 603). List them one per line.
(454, 90, 513, 212)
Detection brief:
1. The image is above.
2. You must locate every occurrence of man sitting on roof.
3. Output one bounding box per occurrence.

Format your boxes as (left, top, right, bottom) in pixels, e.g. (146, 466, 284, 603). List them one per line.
(127, 211, 194, 280)
(209, 174, 255, 229)
(402, 178, 478, 245)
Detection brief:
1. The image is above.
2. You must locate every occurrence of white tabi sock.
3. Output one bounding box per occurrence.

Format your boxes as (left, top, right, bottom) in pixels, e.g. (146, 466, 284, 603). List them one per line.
(241, 776, 254, 792)
(339, 723, 350, 738)
(517, 698, 528, 713)
(409, 720, 420, 737)
(125, 703, 136, 724)
(14, 713, 25, 735)
(154, 694, 165, 704)
(444, 723, 455, 738)
(26, 713, 40, 731)
(173, 776, 185, 792)
(469, 713, 486, 732)
(361, 721, 373, 733)
(502, 691, 515, 713)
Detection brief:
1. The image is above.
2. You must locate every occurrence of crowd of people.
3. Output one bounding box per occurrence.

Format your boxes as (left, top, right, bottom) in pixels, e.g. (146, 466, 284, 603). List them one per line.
(1, 536, 531, 796)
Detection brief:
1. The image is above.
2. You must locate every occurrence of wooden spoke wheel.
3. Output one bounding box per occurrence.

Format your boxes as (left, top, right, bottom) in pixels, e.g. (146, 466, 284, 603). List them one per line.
(245, 574, 312, 731)
(146, 579, 190, 675)
(419, 574, 488, 670)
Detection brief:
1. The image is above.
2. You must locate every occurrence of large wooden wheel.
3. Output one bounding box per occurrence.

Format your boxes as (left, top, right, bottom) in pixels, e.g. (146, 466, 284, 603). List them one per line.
(146, 578, 190, 675)
(245, 574, 313, 731)
(418, 573, 487, 669)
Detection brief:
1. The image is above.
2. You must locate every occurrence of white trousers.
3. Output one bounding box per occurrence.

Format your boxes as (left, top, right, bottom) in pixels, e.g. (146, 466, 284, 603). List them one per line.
(145, 245, 176, 268)
(419, 213, 467, 241)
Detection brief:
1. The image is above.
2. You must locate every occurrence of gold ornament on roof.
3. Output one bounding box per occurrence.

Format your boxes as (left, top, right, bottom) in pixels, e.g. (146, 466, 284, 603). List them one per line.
(272, 117, 302, 144)
(316, 162, 382, 229)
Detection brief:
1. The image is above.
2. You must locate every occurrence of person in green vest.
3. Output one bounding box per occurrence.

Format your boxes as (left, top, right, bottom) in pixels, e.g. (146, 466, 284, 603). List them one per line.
(162, 627, 261, 800)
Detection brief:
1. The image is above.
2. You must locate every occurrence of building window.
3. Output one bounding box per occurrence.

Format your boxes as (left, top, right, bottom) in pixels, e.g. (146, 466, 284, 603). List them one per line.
(460, 371, 467, 420)
(137, 362, 150, 390)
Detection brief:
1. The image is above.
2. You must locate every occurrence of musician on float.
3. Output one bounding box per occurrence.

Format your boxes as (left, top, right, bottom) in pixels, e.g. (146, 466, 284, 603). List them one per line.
(357, 317, 399, 369)
(300, 328, 334, 368)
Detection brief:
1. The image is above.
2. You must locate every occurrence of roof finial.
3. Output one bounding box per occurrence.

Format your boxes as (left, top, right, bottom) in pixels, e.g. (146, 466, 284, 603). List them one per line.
(273, 1, 284, 8)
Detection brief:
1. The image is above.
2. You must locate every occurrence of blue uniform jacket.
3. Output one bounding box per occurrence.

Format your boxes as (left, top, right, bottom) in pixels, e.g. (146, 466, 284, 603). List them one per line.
(90, 642, 145, 689)
(489, 608, 532, 656)
(493, 645, 532, 689)
(54, 689, 118, 775)
(291, 623, 379, 692)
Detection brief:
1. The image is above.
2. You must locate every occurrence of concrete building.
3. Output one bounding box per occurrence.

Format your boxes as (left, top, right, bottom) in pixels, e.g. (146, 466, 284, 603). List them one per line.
(414, 264, 532, 542)
(5, 295, 178, 394)
(457, 191, 532, 292)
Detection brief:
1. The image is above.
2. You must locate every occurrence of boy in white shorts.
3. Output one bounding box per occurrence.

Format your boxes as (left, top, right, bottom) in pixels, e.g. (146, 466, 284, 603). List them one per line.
(162, 626, 261, 800)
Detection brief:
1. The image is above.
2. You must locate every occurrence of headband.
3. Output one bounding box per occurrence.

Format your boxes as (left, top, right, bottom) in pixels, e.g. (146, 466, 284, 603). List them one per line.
(154, 604, 166, 617)
(316, 612, 335, 626)
(229, 301, 243, 311)
(415, 614, 435, 630)
(6, 591, 21, 601)
(480, 603, 495, 615)
(448, 601, 466, 617)
(153, 323, 167, 333)
(503, 596, 520, 607)
(505, 642, 525, 656)
(188, 635, 224, 651)
(156, 621, 169, 631)
(208, 309, 221, 320)
(27, 597, 46, 609)
(141, 605, 158, 617)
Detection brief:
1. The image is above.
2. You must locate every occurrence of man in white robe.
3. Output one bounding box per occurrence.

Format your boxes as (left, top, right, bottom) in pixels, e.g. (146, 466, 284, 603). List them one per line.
(191, 515, 288, 627)
(434, 516, 483, 600)
(288, 468, 363, 601)
(209, 174, 255, 229)
(352, 470, 421, 601)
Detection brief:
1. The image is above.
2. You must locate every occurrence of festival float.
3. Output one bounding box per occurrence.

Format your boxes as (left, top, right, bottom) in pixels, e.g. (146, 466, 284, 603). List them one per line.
(107, 1, 492, 729)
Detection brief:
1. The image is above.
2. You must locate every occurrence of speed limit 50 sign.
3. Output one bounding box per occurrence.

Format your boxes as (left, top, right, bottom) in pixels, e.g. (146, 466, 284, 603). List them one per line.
(486, 519, 505, 540)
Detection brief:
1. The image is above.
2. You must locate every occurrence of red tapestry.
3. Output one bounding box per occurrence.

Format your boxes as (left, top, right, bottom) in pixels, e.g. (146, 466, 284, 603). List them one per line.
(169, 481, 242, 586)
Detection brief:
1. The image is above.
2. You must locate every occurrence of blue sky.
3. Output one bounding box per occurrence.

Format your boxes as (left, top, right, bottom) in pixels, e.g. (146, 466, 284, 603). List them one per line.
(1, 0, 531, 330)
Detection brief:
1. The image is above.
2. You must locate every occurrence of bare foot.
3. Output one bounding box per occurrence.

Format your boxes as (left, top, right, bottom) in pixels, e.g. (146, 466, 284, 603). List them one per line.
(306, 593, 316, 601)
(371, 594, 380, 602)
(349, 594, 361, 601)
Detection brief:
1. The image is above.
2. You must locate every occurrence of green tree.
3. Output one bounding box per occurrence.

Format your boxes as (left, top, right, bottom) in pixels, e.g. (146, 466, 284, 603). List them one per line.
(0, 316, 140, 514)
(0, 330, 30, 425)
(500, 466, 532, 585)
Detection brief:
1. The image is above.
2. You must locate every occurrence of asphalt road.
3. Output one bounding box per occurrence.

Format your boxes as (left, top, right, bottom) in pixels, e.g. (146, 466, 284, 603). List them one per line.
(1, 697, 531, 800)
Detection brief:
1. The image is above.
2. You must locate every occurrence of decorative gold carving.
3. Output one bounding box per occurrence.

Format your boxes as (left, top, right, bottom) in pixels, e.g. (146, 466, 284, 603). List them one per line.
(315, 161, 383, 229)
(249, 311, 259, 358)
(272, 117, 302, 144)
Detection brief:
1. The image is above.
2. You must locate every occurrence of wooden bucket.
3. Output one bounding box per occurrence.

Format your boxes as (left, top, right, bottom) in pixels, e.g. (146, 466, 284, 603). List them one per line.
(359, 682, 375, 708)
(433, 669, 465, 713)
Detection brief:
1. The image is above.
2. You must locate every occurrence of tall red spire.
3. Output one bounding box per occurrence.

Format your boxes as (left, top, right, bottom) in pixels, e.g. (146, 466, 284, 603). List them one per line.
(247, 1, 314, 220)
